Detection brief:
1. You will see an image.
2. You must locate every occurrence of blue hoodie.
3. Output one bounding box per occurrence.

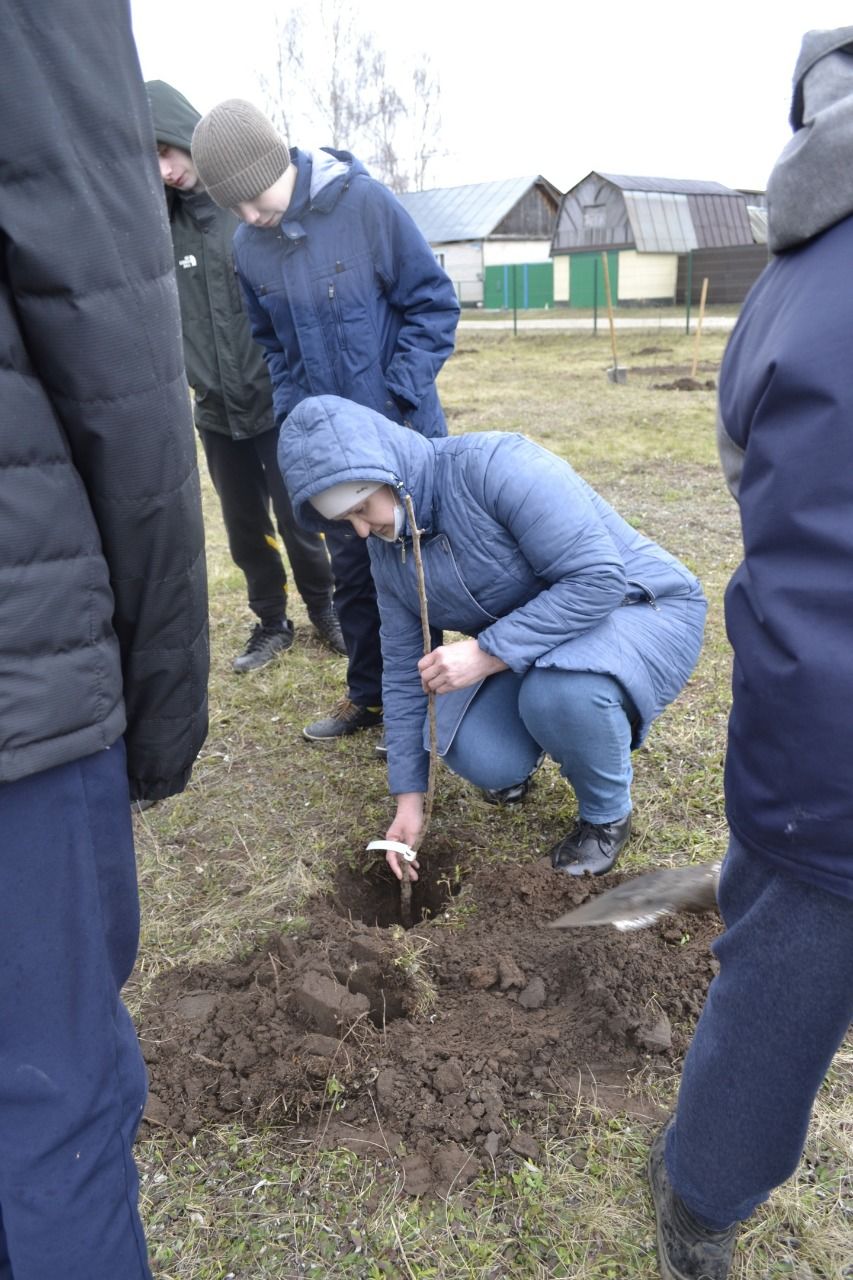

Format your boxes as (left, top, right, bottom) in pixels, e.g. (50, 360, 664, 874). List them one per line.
(280, 396, 707, 795)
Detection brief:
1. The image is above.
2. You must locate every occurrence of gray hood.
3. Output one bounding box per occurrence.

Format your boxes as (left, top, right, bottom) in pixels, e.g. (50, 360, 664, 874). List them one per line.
(767, 27, 853, 251)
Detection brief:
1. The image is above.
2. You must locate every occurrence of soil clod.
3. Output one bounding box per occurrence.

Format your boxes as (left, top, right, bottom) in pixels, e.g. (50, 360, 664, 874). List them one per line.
(139, 859, 721, 1190)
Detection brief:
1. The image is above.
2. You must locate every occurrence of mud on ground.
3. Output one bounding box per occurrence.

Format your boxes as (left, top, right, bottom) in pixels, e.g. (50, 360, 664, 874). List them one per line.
(139, 848, 721, 1196)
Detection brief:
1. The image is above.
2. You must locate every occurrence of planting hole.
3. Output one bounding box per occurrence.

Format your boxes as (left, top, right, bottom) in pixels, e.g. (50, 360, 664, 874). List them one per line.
(329, 836, 466, 929)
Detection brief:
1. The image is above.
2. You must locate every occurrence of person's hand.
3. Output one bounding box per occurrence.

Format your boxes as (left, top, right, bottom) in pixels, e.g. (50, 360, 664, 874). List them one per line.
(384, 792, 424, 880)
(418, 639, 508, 694)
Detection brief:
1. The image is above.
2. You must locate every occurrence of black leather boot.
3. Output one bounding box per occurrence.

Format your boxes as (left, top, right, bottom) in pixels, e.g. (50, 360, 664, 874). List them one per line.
(550, 813, 631, 876)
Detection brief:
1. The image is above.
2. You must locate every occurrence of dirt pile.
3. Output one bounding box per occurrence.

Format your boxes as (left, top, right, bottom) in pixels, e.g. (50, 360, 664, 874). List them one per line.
(652, 376, 717, 392)
(139, 858, 721, 1195)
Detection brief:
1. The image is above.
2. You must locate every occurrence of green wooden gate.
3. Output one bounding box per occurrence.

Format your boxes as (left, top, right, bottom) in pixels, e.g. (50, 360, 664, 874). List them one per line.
(483, 262, 553, 309)
(569, 252, 619, 308)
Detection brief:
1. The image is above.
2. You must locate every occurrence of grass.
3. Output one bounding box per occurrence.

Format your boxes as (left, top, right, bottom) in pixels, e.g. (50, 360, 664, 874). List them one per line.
(132, 329, 852, 1279)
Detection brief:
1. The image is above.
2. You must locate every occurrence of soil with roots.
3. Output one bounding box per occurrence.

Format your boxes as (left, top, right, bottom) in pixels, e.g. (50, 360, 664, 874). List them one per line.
(138, 845, 721, 1196)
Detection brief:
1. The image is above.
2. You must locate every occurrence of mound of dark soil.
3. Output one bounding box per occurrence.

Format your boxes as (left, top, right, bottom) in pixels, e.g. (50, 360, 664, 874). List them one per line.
(652, 376, 717, 391)
(138, 858, 721, 1195)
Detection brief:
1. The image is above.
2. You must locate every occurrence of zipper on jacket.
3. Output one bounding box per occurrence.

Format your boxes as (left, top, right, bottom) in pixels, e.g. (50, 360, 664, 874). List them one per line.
(327, 281, 348, 350)
(629, 580, 661, 611)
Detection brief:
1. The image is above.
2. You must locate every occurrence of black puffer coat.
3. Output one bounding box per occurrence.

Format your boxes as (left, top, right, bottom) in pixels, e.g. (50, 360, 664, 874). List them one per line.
(146, 79, 274, 439)
(1, 0, 209, 801)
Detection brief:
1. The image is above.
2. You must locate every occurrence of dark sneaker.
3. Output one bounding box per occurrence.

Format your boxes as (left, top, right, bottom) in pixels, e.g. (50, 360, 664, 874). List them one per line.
(648, 1123, 738, 1280)
(303, 697, 383, 741)
(232, 620, 294, 673)
(480, 752, 545, 806)
(550, 813, 631, 875)
(309, 605, 347, 655)
(481, 777, 532, 806)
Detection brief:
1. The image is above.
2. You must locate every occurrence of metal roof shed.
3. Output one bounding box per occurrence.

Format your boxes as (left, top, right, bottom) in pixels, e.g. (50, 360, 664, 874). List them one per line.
(551, 172, 760, 306)
(398, 175, 560, 243)
(552, 172, 753, 255)
(397, 175, 561, 306)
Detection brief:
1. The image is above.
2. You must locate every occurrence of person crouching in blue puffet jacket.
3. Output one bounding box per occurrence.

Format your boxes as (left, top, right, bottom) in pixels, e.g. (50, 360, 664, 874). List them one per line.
(278, 394, 707, 881)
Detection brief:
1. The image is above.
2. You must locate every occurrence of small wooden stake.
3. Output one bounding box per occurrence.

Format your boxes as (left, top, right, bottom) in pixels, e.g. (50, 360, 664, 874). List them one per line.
(398, 494, 437, 929)
(690, 277, 710, 379)
(601, 252, 620, 373)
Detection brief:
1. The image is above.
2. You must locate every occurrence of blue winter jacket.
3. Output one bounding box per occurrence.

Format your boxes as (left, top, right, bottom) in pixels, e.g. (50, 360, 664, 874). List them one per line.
(717, 213, 853, 901)
(233, 148, 459, 437)
(280, 396, 707, 795)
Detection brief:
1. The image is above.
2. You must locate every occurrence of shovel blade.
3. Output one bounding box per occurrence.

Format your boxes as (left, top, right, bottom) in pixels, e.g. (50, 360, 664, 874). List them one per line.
(549, 861, 721, 931)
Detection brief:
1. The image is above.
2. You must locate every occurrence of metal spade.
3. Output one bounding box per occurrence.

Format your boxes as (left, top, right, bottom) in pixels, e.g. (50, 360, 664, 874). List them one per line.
(548, 860, 722, 932)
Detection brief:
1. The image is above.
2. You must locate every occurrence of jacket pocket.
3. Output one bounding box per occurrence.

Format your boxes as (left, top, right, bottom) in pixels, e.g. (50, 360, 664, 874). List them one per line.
(423, 536, 499, 632)
(326, 279, 348, 351)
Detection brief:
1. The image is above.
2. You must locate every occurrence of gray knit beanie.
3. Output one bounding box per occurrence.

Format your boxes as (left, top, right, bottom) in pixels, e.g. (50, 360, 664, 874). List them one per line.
(191, 99, 290, 208)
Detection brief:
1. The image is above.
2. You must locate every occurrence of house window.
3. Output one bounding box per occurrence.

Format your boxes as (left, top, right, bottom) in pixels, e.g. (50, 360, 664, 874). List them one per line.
(583, 205, 606, 230)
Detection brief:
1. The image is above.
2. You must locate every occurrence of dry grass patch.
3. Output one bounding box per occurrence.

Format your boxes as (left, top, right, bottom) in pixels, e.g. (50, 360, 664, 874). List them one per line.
(132, 328, 851, 1280)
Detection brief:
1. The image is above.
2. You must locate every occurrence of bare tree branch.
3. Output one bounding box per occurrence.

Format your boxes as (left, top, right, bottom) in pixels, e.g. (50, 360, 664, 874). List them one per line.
(255, 0, 443, 192)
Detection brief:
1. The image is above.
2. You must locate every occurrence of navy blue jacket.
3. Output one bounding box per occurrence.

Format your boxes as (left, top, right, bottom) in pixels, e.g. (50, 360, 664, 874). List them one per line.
(234, 148, 459, 437)
(718, 213, 853, 900)
(281, 396, 706, 795)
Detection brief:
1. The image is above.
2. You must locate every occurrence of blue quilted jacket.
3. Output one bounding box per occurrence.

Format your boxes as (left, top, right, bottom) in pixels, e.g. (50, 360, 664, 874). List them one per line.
(234, 148, 459, 438)
(280, 396, 707, 794)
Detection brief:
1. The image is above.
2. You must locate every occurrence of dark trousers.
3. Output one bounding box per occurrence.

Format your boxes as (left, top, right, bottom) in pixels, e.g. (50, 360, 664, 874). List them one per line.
(667, 836, 853, 1229)
(323, 524, 383, 706)
(201, 427, 334, 622)
(0, 743, 152, 1280)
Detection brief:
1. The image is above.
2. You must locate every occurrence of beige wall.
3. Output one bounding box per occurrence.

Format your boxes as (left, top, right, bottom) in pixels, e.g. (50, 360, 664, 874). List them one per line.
(552, 249, 677, 306)
(553, 255, 570, 304)
(617, 250, 677, 301)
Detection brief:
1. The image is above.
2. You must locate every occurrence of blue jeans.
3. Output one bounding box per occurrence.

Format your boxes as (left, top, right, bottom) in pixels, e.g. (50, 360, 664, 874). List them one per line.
(0, 744, 152, 1280)
(666, 836, 853, 1229)
(443, 667, 637, 823)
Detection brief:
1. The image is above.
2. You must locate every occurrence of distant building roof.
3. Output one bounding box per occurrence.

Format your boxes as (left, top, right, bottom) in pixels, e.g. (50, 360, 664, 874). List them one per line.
(552, 170, 754, 255)
(397, 175, 559, 243)
(598, 173, 737, 197)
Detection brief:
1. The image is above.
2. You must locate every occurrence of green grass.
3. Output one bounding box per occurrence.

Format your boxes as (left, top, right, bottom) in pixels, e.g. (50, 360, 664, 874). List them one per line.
(132, 330, 852, 1279)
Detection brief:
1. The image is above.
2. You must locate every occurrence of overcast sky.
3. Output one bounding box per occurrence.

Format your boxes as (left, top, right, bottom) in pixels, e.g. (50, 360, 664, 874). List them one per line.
(130, 1, 852, 193)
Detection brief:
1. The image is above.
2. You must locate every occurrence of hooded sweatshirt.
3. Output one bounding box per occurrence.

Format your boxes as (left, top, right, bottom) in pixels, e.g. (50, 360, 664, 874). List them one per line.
(766, 27, 853, 253)
(715, 28, 853, 900)
(145, 80, 273, 439)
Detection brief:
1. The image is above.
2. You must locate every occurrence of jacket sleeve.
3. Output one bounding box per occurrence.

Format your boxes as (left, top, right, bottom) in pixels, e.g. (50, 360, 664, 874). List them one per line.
(3, 0, 209, 801)
(720, 249, 853, 835)
(236, 265, 297, 426)
(375, 575, 432, 795)
(364, 183, 460, 411)
(472, 441, 628, 670)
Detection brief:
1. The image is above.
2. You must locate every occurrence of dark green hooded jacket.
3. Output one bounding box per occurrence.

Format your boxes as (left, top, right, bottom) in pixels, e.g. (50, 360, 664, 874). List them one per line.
(146, 79, 273, 438)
